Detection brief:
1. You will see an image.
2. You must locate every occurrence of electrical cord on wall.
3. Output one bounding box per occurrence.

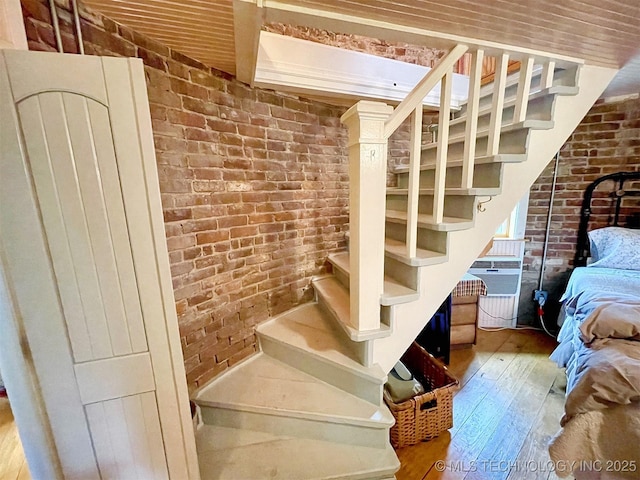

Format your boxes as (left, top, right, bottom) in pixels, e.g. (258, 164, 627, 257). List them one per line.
(535, 295, 556, 338)
(476, 296, 557, 337)
(534, 151, 561, 339)
(475, 305, 545, 332)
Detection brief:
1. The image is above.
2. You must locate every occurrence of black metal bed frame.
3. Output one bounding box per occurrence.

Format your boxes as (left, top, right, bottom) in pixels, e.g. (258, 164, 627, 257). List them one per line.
(574, 171, 640, 267)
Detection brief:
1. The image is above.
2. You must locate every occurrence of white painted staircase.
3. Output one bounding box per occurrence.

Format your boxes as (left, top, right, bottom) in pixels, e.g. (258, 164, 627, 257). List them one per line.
(192, 44, 617, 479)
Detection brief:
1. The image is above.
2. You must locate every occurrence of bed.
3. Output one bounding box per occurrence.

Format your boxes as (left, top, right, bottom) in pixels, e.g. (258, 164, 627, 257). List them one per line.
(548, 171, 640, 479)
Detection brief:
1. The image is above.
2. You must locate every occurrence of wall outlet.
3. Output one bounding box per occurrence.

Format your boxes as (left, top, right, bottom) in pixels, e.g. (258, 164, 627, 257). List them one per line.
(533, 290, 548, 305)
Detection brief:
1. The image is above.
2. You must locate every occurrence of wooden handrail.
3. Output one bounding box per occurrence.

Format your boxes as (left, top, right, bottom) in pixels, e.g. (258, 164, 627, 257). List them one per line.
(384, 44, 468, 139)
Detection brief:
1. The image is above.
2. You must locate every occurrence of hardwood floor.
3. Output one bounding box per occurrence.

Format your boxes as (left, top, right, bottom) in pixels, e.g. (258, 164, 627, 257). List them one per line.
(0, 397, 31, 480)
(395, 329, 570, 480)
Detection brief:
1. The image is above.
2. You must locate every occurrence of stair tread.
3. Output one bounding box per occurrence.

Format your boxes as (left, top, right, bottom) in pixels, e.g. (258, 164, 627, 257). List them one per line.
(422, 119, 554, 151)
(314, 276, 391, 340)
(195, 353, 393, 427)
(450, 85, 579, 127)
(387, 186, 501, 196)
(257, 303, 387, 384)
(464, 64, 579, 108)
(328, 252, 419, 305)
(392, 154, 526, 174)
(384, 237, 448, 266)
(386, 209, 473, 231)
(196, 424, 400, 480)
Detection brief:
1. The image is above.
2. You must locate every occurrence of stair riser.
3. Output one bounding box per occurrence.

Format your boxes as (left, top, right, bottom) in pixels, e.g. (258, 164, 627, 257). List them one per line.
(332, 265, 350, 291)
(316, 292, 382, 367)
(421, 128, 530, 163)
(386, 194, 476, 221)
(395, 162, 503, 189)
(200, 406, 391, 449)
(329, 253, 419, 298)
(385, 222, 447, 254)
(449, 94, 555, 138)
(459, 64, 580, 116)
(196, 425, 400, 480)
(258, 334, 384, 405)
(384, 256, 419, 291)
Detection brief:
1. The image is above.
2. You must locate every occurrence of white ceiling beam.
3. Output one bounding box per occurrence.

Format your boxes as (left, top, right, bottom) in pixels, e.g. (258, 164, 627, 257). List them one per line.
(234, 0, 265, 85)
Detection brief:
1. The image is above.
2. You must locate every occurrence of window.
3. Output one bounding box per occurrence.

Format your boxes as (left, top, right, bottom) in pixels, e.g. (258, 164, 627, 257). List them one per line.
(494, 192, 529, 239)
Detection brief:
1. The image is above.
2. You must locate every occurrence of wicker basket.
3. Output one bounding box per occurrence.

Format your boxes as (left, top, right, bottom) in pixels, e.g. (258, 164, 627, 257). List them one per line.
(384, 342, 459, 448)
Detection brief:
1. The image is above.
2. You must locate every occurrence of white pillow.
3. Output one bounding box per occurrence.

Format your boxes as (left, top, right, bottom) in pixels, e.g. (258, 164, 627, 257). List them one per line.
(588, 227, 640, 270)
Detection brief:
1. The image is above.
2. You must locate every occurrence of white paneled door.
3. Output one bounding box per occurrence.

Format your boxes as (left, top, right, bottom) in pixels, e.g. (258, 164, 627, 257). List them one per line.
(0, 50, 199, 479)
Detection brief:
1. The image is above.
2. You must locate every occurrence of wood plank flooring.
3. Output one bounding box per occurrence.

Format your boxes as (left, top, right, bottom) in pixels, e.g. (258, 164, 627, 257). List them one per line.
(0, 398, 31, 480)
(395, 329, 570, 480)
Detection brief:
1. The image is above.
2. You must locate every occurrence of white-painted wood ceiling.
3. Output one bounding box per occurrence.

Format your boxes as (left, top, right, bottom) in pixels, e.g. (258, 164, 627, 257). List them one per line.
(83, 0, 640, 94)
(82, 0, 236, 74)
(283, 0, 640, 69)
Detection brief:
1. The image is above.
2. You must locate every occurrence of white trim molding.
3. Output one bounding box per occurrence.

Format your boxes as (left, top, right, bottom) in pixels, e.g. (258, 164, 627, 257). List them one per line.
(255, 31, 469, 109)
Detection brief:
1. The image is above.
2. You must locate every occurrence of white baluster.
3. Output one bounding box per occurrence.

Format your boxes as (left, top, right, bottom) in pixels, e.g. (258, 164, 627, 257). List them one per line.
(433, 68, 452, 224)
(513, 56, 535, 123)
(486, 53, 509, 156)
(462, 49, 484, 189)
(406, 106, 422, 258)
(541, 60, 556, 90)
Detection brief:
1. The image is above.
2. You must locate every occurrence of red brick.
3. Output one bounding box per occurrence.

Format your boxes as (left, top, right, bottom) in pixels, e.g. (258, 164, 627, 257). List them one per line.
(197, 231, 230, 245)
(167, 110, 206, 128)
(22, 0, 52, 23)
(138, 47, 167, 71)
(164, 208, 191, 222)
(230, 226, 259, 239)
(182, 96, 218, 116)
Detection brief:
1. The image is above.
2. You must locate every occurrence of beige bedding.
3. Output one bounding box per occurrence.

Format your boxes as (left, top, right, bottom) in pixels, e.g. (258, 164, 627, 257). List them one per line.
(580, 302, 640, 344)
(550, 403, 640, 479)
(550, 302, 640, 478)
(562, 338, 640, 425)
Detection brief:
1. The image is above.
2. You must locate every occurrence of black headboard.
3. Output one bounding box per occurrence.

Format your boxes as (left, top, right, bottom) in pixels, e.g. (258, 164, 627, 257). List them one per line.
(574, 171, 640, 267)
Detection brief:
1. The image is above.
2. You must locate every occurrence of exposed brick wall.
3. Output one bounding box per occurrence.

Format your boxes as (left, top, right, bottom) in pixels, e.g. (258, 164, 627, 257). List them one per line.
(22, 0, 350, 391)
(519, 96, 640, 323)
(264, 22, 447, 69)
(263, 23, 511, 78)
(386, 114, 439, 186)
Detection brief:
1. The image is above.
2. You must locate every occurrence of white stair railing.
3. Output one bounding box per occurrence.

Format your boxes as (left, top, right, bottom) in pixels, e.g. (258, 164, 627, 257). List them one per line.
(384, 44, 469, 257)
(341, 41, 577, 336)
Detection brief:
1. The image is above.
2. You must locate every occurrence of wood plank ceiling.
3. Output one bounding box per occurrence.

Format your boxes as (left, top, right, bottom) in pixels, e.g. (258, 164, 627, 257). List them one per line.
(82, 0, 236, 74)
(288, 0, 640, 68)
(83, 0, 640, 76)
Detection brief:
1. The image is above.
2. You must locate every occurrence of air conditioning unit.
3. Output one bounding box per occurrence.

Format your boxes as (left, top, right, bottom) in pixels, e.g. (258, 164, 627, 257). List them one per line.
(468, 257, 523, 296)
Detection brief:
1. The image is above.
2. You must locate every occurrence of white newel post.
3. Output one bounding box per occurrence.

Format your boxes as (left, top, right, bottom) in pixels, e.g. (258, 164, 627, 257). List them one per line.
(341, 101, 393, 332)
